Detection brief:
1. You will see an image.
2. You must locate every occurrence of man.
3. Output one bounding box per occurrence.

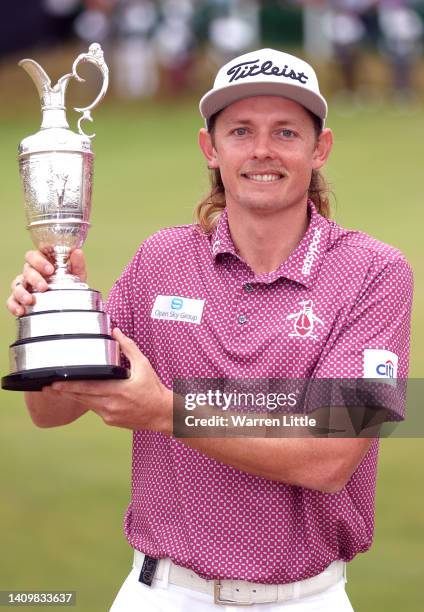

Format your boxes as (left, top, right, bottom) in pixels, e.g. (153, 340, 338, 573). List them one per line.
(7, 48, 413, 610)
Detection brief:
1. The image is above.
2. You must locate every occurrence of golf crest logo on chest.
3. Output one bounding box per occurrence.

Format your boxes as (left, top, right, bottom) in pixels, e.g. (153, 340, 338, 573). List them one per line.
(287, 300, 324, 340)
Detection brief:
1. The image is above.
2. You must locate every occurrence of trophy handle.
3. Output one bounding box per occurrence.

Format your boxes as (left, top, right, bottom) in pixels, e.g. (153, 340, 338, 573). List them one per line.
(69, 43, 109, 139)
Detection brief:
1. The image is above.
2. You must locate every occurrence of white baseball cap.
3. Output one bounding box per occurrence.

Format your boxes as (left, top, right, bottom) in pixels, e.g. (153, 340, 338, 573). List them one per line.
(199, 48, 328, 128)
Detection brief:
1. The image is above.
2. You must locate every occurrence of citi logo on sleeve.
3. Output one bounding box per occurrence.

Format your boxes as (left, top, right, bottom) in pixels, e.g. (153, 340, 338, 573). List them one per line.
(377, 360, 395, 378)
(363, 349, 398, 382)
(151, 295, 205, 325)
(287, 300, 324, 340)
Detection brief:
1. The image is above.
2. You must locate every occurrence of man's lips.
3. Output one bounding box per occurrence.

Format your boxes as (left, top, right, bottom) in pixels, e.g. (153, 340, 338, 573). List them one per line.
(241, 171, 285, 183)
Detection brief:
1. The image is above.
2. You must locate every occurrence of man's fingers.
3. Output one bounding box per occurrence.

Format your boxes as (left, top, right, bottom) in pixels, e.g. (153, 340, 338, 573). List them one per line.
(25, 250, 55, 276)
(6, 295, 25, 317)
(51, 380, 118, 395)
(8, 275, 34, 312)
(6, 249, 87, 319)
(10, 274, 24, 291)
(13, 282, 35, 305)
(112, 328, 144, 370)
(25, 249, 88, 283)
(38, 389, 113, 425)
(22, 262, 49, 292)
(68, 249, 87, 282)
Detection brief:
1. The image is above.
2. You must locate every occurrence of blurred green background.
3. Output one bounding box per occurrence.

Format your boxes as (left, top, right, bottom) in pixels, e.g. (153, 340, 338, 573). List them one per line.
(0, 53, 423, 612)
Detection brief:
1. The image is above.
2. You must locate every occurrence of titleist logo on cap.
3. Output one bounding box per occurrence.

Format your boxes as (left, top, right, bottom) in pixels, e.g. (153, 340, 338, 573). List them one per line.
(227, 59, 309, 85)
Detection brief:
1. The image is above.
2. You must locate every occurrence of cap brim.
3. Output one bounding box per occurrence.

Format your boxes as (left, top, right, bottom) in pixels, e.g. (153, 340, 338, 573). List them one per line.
(199, 80, 327, 126)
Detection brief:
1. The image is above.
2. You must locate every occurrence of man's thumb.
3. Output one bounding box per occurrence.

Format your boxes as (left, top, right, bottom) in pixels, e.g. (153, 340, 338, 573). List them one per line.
(69, 249, 87, 282)
(112, 328, 143, 367)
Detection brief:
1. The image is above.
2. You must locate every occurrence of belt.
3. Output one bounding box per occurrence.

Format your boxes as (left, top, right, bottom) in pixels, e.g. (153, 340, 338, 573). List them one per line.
(133, 550, 346, 606)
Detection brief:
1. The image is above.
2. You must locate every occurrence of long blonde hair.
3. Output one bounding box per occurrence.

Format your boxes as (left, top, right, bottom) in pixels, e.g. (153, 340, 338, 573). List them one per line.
(194, 111, 331, 234)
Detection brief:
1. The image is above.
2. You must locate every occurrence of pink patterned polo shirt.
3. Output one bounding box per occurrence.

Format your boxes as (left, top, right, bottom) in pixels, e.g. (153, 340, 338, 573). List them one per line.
(105, 201, 413, 584)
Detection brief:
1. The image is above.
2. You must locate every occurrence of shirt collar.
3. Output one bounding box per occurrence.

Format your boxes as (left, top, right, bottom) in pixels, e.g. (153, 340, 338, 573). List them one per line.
(210, 207, 237, 259)
(209, 201, 329, 289)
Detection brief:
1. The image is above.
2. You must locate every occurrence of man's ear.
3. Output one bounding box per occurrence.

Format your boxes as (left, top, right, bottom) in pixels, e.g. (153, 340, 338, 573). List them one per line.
(199, 128, 219, 169)
(312, 128, 333, 171)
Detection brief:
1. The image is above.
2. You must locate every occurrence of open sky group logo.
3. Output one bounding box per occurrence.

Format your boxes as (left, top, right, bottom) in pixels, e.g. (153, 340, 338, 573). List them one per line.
(171, 297, 183, 310)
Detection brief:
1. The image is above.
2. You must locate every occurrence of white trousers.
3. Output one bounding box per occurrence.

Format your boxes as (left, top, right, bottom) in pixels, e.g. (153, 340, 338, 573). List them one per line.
(110, 559, 354, 611)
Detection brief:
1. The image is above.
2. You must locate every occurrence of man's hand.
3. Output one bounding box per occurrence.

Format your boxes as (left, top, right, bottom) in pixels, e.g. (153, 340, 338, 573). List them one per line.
(50, 328, 173, 435)
(6, 249, 87, 316)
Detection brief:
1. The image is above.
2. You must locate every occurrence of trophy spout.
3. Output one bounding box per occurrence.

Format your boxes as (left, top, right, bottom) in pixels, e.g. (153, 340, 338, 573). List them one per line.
(19, 59, 71, 130)
(18, 59, 53, 100)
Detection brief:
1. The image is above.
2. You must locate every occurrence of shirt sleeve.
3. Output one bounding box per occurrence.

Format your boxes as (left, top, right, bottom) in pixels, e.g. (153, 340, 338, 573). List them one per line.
(105, 263, 135, 338)
(312, 254, 414, 421)
(104, 246, 144, 368)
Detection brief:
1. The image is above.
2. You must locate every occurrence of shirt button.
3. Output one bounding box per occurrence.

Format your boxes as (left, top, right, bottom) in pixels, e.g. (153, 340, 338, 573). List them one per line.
(238, 314, 247, 324)
(244, 284, 254, 292)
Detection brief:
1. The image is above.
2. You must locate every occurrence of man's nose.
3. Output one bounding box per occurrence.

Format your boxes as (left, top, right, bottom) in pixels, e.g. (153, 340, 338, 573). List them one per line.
(251, 132, 277, 159)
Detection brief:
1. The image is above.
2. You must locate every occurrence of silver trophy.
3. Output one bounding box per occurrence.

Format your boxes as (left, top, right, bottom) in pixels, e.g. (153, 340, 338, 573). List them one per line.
(2, 44, 128, 391)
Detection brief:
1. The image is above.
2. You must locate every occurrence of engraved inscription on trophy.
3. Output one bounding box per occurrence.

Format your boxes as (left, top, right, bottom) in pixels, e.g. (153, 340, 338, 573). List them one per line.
(54, 171, 68, 208)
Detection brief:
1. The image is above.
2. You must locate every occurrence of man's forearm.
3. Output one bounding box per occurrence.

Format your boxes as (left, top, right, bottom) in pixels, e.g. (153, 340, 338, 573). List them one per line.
(167, 391, 374, 493)
(178, 435, 369, 493)
(25, 389, 89, 428)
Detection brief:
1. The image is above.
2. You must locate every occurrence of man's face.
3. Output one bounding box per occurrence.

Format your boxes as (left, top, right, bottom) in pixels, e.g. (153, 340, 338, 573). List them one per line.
(199, 96, 332, 216)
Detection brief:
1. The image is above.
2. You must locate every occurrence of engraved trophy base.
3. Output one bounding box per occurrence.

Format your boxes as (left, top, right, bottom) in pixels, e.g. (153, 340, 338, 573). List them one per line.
(1, 288, 129, 392)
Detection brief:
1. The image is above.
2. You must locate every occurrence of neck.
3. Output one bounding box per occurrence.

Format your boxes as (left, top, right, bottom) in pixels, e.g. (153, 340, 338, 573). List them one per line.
(226, 200, 309, 275)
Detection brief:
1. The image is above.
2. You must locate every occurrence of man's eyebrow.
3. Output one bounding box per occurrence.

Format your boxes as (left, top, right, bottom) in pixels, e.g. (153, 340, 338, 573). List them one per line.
(223, 118, 299, 127)
(221, 118, 254, 126)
